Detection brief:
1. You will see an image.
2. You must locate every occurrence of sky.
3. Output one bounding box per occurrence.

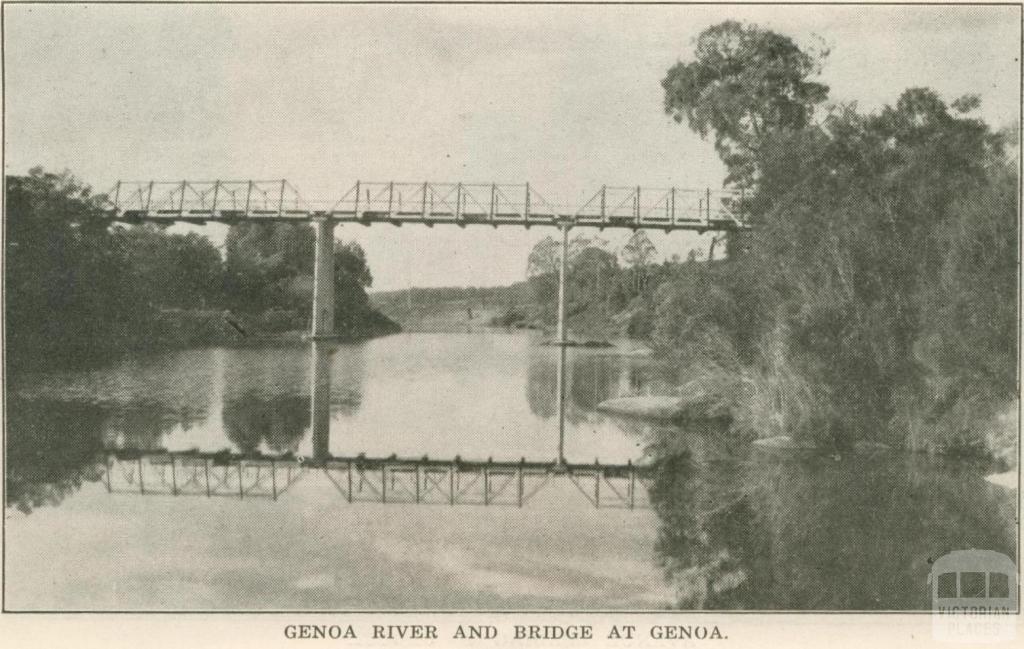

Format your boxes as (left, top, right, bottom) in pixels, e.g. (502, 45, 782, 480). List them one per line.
(4, 3, 1020, 291)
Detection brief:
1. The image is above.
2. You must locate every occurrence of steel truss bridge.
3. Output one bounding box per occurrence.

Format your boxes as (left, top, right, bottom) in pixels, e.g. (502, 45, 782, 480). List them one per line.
(104, 450, 655, 510)
(101, 176, 743, 502)
(108, 180, 746, 232)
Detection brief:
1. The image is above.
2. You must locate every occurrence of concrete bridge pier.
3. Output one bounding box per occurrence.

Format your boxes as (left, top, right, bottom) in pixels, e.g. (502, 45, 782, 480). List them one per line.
(311, 217, 336, 339)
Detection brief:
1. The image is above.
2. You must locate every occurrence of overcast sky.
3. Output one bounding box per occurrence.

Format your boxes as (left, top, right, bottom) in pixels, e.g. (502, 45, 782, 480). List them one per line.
(5, 3, 1020, 291)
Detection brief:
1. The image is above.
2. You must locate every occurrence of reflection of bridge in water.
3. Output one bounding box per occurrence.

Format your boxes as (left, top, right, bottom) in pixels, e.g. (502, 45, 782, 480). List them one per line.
(103, 451, 653, 509)
(103, 341, 655, 509)
(97, 176, 732, 511)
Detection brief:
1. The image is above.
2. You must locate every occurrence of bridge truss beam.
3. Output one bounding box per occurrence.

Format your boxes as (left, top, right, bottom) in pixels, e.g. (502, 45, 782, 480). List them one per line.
(107, 180, 747, 233)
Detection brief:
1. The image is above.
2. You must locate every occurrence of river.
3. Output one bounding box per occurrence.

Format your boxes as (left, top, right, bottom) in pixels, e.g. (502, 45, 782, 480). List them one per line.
(4, 331, 1016, 610)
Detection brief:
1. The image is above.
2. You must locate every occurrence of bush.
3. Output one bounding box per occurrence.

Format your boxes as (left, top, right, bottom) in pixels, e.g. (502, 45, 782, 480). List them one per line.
(626, 303, 655, 338)
(491, 307, 527, 328)
(652, 87, 1017, 458)
(257, 308, 305, 333)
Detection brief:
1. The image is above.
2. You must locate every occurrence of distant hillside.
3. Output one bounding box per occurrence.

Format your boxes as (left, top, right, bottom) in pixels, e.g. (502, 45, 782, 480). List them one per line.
(370, 283, 534, 332)
(369, 279, 646, 340)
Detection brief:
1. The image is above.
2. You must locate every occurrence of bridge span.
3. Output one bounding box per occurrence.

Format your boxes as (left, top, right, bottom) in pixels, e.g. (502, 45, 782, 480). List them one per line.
(103, 177, 745, 472)
(108, 179, 746, 232)
(105, 178, 748, 342)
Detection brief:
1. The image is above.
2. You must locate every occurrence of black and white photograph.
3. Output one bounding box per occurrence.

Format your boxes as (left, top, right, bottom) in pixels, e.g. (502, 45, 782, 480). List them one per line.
(1, 0, 1020, 638)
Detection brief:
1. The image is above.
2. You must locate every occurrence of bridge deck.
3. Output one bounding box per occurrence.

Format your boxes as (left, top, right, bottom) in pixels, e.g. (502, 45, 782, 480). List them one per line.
(107, 180, 749, 232)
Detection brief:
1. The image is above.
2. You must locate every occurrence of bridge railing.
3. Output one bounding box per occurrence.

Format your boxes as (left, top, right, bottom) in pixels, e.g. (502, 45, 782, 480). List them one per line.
(573, 186, 744, 228)
(105, 179, 748, 230)
(328, 181, 566, 223)
(111, 180, 310, 221)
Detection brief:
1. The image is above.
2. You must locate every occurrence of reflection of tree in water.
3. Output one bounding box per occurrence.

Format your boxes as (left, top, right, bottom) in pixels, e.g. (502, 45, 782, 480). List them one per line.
(7, 393, 216, 513)
(328, 346, 365, 417)
(6, 398, 108, 514)
(568, 355, 622, 411)
(528, 352, 636, 421)
(103, 400, 206, 449)
(222, 392, 310, 454)
(526, 352, 558, 419)
(647, 444, 772, 609)
(529, 350, 680, 428)
(742, 455, 1015, 609)
(649, 441, 1017, 610)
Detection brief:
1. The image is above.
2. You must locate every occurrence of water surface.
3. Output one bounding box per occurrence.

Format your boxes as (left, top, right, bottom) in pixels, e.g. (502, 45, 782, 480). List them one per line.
(4, 332, 1016, 610)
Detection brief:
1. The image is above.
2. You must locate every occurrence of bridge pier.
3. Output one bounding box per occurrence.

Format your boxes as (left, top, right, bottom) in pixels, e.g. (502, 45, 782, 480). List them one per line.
(556, 223, 570, 466)
(310, 217, 336, 339)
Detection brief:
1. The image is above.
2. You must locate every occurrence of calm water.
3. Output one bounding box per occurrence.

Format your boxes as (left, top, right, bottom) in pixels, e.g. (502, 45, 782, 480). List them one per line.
(4, 332, 1016, 610)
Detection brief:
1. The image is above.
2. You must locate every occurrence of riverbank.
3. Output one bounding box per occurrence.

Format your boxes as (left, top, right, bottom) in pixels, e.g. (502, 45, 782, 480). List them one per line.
(371, 284, 643, 341)
(597, 386, 1018, 470)
(146, 308, 401, 346)
(6, 307, 401, 375)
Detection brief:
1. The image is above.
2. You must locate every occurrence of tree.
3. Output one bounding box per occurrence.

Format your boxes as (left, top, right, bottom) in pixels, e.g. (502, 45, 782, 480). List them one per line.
(658, 22, 1016, 453)
(734, 90, 1007, 443)
(113, 227, 224, 309)
(525, 236, 562, 312)
(223, 222, 314, 314)
(5, 169, 150, 371)
(570, 245, 618, 307)
(662, 21, 829, 186)
(5, 169, 398, 377)
(332, 240, 395, 338)
(621, 230, 658, 294)
(526, 236, 560, 278)
(222, 221, 396, 338)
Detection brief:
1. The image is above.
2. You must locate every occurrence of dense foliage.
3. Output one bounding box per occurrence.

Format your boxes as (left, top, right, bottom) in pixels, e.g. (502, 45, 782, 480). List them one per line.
(662, 20, 829, 187)
(654, 22, 1017, 457)
(5, 168, 398, 374)
(517, 22, 1016, 459)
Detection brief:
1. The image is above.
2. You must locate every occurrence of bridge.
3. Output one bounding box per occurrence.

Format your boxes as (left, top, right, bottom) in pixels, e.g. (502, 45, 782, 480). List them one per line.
(103, 177, 746, 478)
(108, 180, 746, 232)
(104, 178, 747, 345)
